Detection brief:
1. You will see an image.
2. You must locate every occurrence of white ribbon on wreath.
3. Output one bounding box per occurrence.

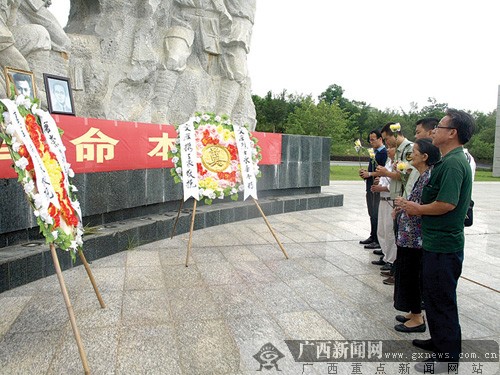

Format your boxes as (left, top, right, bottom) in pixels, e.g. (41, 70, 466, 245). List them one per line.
(178, 118, 199, 201)
(1, 99, 59, 210)
(37, 110, 83, 224)
(233, 123, 258, 200)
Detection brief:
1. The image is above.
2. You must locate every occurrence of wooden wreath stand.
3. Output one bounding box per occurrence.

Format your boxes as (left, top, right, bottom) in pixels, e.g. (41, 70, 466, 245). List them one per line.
(170, 198, 289, 266)
(50, 243, 105, 374)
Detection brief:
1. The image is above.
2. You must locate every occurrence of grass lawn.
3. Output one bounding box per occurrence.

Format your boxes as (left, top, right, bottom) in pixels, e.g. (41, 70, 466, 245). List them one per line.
(330, 165, 362, 181)
(330, 165, 500, 182)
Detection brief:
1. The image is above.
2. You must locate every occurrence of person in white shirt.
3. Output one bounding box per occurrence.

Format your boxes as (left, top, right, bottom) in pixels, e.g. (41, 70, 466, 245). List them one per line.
(463, 148, 476, 180)
(371, 147, 397, 284)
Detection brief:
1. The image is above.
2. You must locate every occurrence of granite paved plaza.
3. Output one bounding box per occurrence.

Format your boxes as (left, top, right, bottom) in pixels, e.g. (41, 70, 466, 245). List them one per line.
(1, 181, 499, 374)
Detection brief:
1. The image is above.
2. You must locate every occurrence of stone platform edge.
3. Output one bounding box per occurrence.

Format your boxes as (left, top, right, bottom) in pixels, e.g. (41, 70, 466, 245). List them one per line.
(0, 192, 343, 293)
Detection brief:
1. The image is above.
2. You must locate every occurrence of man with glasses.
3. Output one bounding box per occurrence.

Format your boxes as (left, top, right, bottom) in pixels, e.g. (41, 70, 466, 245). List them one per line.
(358, 129, 387, 250)
(51, 82, 71, 112)
(402, 109, 474, 374)
(415, 117, 476, 179)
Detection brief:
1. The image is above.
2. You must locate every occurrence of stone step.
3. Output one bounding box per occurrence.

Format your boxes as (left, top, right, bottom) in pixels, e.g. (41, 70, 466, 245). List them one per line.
(0, 193, 343, 292)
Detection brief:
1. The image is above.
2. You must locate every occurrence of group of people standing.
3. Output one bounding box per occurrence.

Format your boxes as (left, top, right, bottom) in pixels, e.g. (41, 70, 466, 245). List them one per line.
(358, 109, 476, 374)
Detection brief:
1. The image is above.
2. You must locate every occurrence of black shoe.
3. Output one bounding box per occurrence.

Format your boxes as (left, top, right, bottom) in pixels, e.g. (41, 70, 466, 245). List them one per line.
(414, 358, 458, 374)
(364, 242, 381, 249)
(373, 249, 383, 255)
(412, 339, 437, 352)
(394, 323, 426, 332)
(395, 315, 410, 323)
(371, 259, 386, 266)
(383, 276, 395, 285)
(380, 263, 392, 271)
(359, 237, 374, 245)
(380, 270, 391, 277)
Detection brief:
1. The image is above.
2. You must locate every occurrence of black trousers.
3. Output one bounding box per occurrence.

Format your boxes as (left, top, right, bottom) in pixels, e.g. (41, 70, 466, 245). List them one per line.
(422, 250, 463, 362)
(365, 191, 380, 243)
(394, 246, 422, 313)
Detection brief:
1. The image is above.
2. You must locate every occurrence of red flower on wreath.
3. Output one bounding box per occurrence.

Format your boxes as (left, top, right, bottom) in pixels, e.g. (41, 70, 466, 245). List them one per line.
(217, 171, 237, 182)
(197, 162, 207, 176)
(227, 144, 238, 160)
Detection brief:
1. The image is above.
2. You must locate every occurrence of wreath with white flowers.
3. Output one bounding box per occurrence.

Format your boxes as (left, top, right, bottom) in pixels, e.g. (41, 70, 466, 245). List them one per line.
(0, 95, 83, 259)
(168, 112, 262, 205)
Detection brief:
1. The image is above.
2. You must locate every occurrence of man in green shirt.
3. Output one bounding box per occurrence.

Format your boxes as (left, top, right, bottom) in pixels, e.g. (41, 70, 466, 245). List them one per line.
(401, 109, 474, 374)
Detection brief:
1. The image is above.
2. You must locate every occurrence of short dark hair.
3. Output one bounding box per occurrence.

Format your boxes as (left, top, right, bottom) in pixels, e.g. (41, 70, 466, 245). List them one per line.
(445, 108, 475, 144)
(416, 118, 439, 132)
(415, 138, 441, 166)
(381, 122, 397, 136)
(12, 73, 30, 84)
(369, 129, 382, 139)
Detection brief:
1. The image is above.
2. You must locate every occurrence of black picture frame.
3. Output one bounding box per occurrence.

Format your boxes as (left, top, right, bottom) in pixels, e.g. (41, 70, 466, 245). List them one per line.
(43, 73, 75, 116)
(4, 67, 37, 100)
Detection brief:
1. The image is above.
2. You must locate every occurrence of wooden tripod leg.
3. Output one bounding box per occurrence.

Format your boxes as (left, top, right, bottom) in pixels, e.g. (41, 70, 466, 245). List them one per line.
(253, 198, 289, 259)
(185, 199, 197, 267)
(78, 250, 106, 309)
(50, 244, 90, 375)
(170, 200, 184, 239)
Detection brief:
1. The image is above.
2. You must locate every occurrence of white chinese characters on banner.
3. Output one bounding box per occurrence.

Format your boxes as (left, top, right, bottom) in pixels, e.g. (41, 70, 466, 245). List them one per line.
(233, 124, 258, 200)
(178, 119, 199, 201)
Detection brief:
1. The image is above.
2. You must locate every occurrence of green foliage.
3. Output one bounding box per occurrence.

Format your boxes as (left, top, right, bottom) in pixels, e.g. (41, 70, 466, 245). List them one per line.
(252, 90, 308, 133)
(285, 98, 355, 155)
(253, 83, 496, 163)
(318, 84, 346, 105)
(467, 110, 496, 162)
(468, 138, 494, 160)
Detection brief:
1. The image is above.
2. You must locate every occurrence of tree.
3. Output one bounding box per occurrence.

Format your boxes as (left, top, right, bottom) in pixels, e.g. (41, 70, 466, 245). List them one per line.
(467, 110, 496, 161)
(285, 99, 354, 155)
(319, 83, 376, 139)
(253, 85, 496, 163)
(252, 90, 306, 133)
(318, 84, 346, 106)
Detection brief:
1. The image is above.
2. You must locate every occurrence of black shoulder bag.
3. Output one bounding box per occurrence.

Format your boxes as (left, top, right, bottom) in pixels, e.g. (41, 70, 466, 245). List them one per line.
(464, 200, 474, 227)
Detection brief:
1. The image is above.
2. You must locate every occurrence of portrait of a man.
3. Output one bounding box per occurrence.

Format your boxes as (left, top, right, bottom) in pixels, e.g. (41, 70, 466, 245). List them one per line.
(43, 74, 75, 115)
(4, 68, 37, 99)
(51, 82, 71, 112)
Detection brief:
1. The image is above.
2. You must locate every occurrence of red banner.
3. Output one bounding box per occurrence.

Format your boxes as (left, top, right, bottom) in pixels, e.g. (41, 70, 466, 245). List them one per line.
(0, 115, 282, 179)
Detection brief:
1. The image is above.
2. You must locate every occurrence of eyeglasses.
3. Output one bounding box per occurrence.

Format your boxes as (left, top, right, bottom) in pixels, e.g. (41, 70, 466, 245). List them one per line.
(434, 125, 456, 130)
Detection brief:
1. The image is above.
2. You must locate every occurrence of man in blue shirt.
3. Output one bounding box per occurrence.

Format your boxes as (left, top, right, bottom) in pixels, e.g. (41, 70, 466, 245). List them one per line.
(359, 129, 388, 249)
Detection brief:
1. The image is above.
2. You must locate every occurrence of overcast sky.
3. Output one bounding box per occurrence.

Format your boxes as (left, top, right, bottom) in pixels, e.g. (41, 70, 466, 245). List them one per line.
(49, 0, 499, 113)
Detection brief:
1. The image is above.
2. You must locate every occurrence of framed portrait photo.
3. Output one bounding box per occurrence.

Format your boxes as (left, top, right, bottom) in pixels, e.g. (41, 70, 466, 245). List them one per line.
(43, 73, 75, 116)
(4, 67, 37, 100)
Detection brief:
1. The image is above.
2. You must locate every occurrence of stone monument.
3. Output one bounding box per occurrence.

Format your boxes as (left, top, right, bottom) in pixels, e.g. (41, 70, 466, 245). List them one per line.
(0, 0, 70, 106)
(1, 0, 257, 129)
(493, 85, 500, 177)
